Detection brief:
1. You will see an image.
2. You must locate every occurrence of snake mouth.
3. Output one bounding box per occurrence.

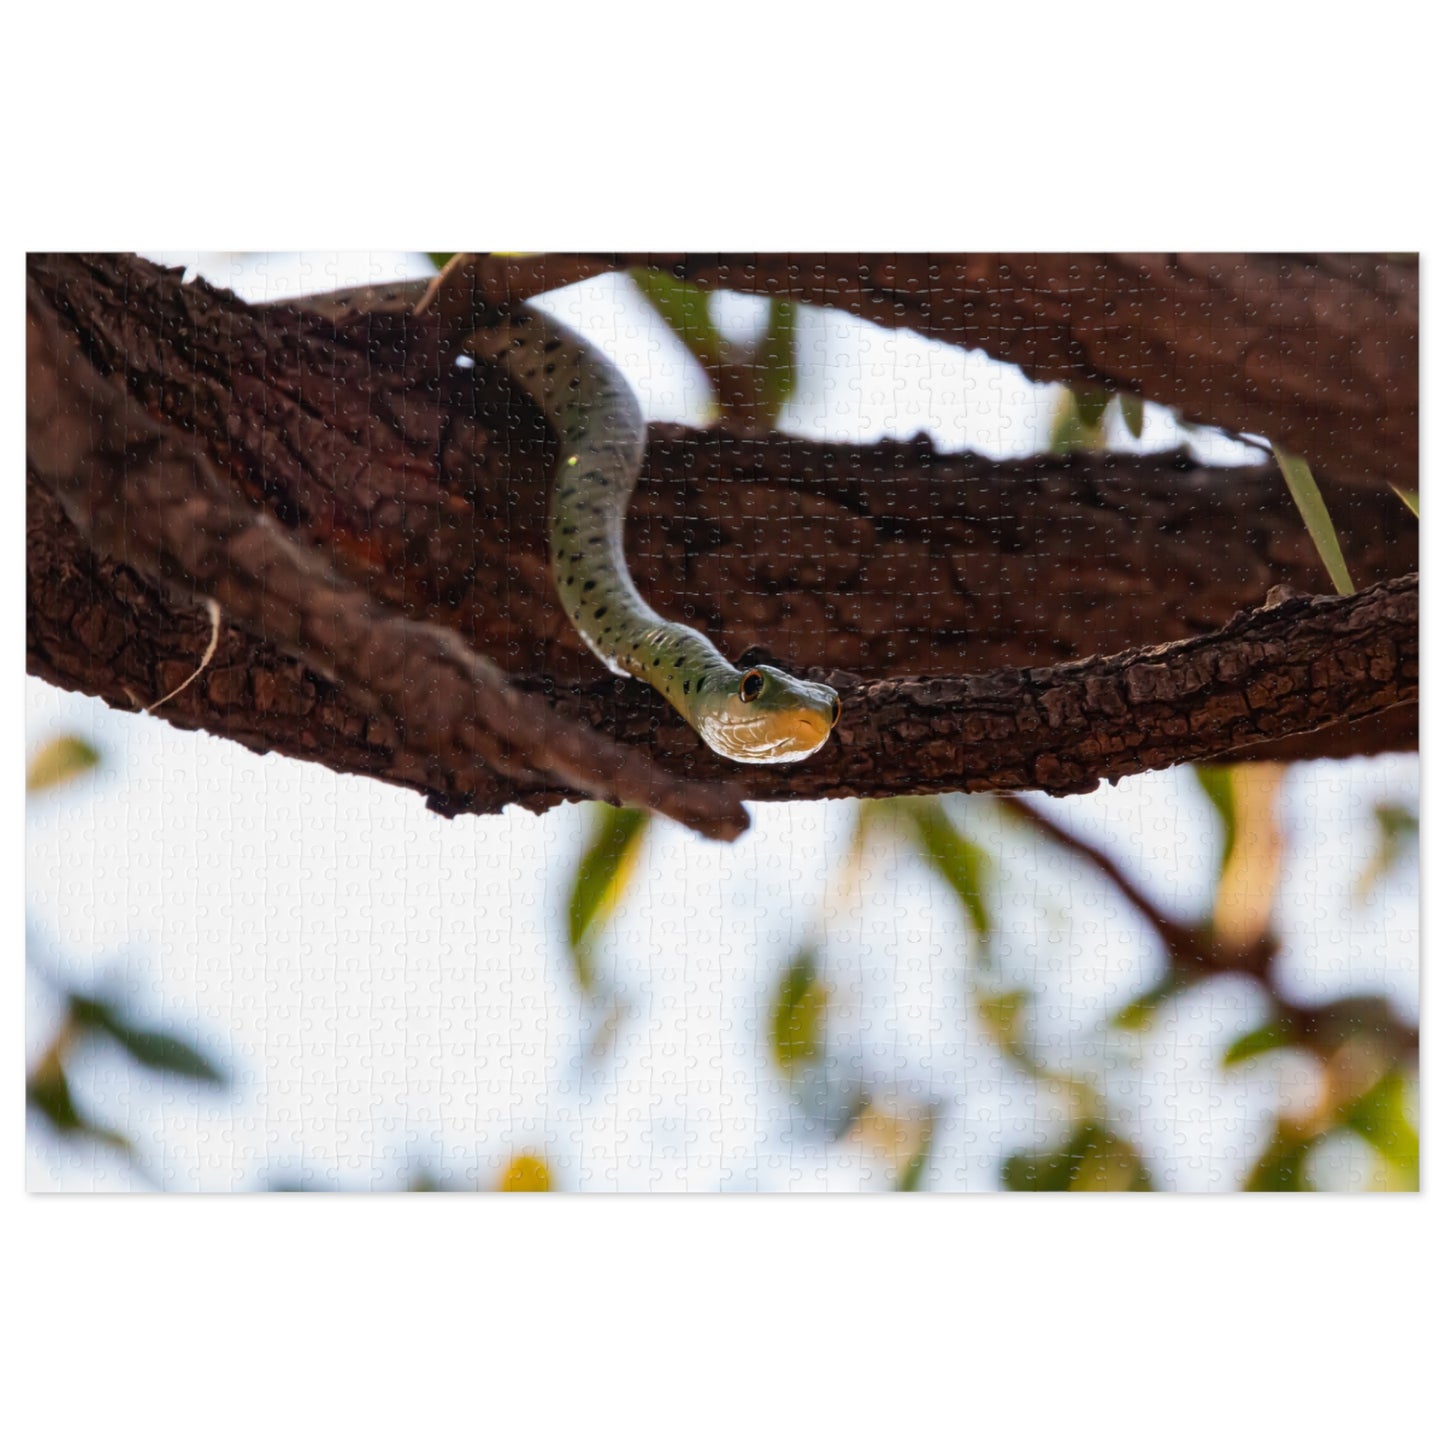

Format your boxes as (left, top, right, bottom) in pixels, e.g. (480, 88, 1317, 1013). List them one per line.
(698, 707, 834, 765)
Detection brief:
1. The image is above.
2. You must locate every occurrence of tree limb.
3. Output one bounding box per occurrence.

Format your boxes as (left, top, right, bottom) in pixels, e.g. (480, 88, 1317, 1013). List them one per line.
(25, 253, 1418, 836)
(26, 275, 749, 839)
(455, 251, 1419, 495)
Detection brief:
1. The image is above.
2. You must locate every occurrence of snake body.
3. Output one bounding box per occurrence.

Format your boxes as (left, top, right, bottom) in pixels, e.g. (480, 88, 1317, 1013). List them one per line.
(485, 305, 840, 765)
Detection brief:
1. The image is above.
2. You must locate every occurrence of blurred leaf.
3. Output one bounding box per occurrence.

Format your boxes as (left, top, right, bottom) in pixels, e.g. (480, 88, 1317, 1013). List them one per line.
(895, 1104, 939, 1192)
(632, 269, 725, 371)
(1341, 1069, 1418, 1186)
(27, 1053, 132, 1153)
(1244, 1123, 1315, 1191)
(1002, 1122, 1152, 1191)
(69, 992, 226, 1083)
(427, 253, 456, 272)
(756, 298, 798, 425)
(1271, 445, 1355, 596)
(1118, 392, 1146, 439)
(1073, 390, 1111, 431)
(977, 987, 1030, 1057)
(769, 946, 828, 1078)
(1110, 973, 1183, 1031)
(1352, 802, 1418, 903)
(1049, 389, 1111, 453)
(27, 1055, 85, 1133)
(1209, 763, 1285, 951)
(567, 806, 649, 995)
(499, 1154, 552, 1192)
(1388, 484, 1419, 518)
(1193, 765, 1238, 867)
(27, 735, 101, 793)
(1222, 1017, 1296, 1067)
(904, 799, 993, 950)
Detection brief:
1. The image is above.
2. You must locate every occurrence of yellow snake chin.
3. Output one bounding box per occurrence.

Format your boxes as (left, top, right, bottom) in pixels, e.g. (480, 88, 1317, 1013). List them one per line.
(695, 706, 833, 766)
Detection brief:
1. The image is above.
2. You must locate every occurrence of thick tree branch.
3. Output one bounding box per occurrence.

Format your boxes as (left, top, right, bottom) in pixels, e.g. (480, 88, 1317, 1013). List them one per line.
(454, 252, 1418, 495)
(26, 254, 1418, 835)
(503, 574, 1415, 813)
(26, 276, 748, 839)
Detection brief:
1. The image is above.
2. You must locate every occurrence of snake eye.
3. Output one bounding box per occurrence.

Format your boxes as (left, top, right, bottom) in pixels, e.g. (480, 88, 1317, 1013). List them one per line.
(739, 669, 764, 703)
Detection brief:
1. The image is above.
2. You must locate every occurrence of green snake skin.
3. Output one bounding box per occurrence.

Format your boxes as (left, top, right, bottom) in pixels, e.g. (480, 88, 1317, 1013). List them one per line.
(485, 305, 840, 765)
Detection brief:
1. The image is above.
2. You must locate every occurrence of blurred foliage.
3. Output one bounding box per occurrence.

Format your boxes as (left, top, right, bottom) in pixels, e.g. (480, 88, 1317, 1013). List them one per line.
(769, 947, 829, 1079)
(1049, 388, 1116, 452)
(633, 269, 797, 430)
(1050, 387, 1148, 451)
(894, 1104, 940, 1192)
(547, 760, 1417, 1192)
(27, 734, 101, 792)
(27, 734, 226, 1183)
(1003, 1122, 1153, 1192)
(1353, 801, 1418, 903)
(567, 805, 650, 998)
(633, 269, 727, 371)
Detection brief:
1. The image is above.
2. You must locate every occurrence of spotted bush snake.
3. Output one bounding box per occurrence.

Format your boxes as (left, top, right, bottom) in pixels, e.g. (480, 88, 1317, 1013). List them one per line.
(481, 305, 840, 764)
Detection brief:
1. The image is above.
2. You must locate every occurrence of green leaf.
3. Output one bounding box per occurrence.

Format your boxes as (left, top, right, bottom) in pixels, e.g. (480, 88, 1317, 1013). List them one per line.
(1341, 1069, 1418, 1185)
(756, 298, 798, 425)
(27, 735, 101, 793)
(769, 946, 828, 1078)
(566, 806, 650, 995)
(894, 1104, 939, 1192)
(69, 993, 226, 1083)
(977, 988, 1030, 1057)
(1073, 390, 1112, 431)
(27, 1058, 85, 1133)
(1002, 1122, 1152, 1191)
(632, 269, 725, 371)
(27, 1056, 133, 1153)
(1271, 445, 1355, 596)
(904, 799, 993, 949)
(427, 253, 456, 272)
(1222, 1017, 1296, 1067)
(1244, 1123, 1315, 1191)
(1193, 764, 1238, 869)
(1118, 392, 1146, 440)
(1388, 484, 1419, 518)
(1049, 389, 1111, 453)
(1109, 973, 1183, 1031)
(1353, 802, 1419, 903)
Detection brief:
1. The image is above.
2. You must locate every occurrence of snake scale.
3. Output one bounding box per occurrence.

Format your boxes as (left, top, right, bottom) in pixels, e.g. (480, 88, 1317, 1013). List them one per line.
(480, 305, 840, 765)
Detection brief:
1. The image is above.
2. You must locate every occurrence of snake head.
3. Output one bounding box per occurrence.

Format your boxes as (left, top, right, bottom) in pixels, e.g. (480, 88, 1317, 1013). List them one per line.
(692, 665, 841, 765)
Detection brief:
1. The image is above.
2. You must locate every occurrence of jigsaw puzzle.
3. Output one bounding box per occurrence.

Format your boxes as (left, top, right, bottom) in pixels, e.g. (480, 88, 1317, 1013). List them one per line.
(25, 251, 1419, 1192)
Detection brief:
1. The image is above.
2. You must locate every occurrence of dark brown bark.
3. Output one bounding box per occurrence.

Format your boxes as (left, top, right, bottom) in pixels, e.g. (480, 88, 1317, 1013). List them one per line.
(26, 253, 1419, 836)
(456, 252, 1420, 496)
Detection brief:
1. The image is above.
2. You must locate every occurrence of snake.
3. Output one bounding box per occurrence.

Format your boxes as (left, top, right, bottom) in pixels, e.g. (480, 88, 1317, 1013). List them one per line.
(480, 304, 840, 765)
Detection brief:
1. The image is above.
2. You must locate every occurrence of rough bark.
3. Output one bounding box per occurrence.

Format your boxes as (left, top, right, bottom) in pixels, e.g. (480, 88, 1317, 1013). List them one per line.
(26, 253, 1419, 835)
(454, 252, 1420, 495)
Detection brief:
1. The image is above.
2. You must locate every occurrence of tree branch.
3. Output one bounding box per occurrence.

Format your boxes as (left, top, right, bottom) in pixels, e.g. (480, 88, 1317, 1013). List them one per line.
(456, 251, 1418, 495)
(26, 276, 748, 840)
(26, 254, 1418, 836)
